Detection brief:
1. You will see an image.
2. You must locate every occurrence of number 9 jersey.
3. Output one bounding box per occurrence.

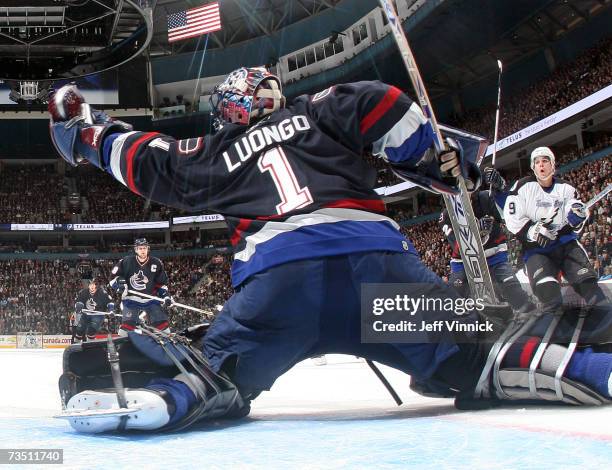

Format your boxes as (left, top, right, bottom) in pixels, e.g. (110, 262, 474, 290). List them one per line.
(99, 81, 435, 287)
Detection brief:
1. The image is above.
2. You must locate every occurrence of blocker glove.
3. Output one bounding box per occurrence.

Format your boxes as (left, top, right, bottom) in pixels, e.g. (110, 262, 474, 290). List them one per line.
(389, 137, 481, 195)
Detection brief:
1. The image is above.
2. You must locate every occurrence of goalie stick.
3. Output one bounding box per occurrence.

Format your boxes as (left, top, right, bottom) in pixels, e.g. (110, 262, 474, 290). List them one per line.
(379, 0, 499, 304)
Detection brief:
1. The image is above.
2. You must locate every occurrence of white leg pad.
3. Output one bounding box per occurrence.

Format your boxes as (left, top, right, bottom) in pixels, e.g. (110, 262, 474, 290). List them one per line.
(65, 389, 171, 433)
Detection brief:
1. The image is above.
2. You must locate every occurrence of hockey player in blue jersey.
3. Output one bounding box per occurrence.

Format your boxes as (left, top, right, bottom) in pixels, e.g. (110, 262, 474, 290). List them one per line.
(109, 238, 172, 335)
(72, 278, 114, 343)
(49, 68, 611, 433)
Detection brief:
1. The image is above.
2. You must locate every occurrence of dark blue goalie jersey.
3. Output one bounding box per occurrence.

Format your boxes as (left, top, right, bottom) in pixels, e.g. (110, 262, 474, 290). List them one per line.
(101, 81, 435, 286)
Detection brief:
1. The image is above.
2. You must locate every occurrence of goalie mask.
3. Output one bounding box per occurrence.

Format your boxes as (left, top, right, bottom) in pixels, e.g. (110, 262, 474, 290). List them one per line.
(210, 67, 284, 128)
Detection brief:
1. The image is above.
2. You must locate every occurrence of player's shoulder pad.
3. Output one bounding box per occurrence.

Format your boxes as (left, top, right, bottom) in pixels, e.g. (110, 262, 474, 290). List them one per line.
(508, 175, 536, 195)
(306, 80, 390, 104)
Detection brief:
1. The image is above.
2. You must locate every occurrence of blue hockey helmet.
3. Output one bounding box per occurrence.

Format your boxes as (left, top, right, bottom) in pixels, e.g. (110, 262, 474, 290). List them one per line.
(210, 67, 284, 128)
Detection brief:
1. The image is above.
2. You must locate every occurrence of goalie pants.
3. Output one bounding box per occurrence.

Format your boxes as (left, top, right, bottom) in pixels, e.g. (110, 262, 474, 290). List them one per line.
(203, 251, 485, 399)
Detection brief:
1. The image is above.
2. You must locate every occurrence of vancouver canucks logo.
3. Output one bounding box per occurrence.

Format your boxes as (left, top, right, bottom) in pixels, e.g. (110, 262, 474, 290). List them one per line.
(86, 299, 97, 311)
(130, 270, 149, 290)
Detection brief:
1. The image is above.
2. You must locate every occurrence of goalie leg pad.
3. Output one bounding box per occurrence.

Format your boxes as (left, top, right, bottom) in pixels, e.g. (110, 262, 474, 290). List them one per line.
(495, 368, 609, 405)
(58, 329, 246, 433)
(464, 308, 612, 408)
(491, 333, 612, 405)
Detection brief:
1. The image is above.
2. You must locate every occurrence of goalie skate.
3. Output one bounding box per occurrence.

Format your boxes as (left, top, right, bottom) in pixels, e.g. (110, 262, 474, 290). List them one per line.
(55, 389, 170, 433)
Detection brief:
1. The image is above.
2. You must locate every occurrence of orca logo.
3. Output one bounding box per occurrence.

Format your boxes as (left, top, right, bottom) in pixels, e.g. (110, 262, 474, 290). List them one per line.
(178, 138, 203, 155)
(86, 299, 97, 311)
(130, 270, 149, 290)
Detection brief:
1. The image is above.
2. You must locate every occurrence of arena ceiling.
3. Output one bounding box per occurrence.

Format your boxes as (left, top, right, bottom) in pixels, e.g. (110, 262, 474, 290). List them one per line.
(152, 0, 345, 54)
(151, 0, 611, 95)
(0, 0, 608, 97)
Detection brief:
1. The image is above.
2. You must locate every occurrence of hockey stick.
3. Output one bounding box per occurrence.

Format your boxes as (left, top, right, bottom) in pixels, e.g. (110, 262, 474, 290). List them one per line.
(488, 59, 503, 198)
(379, 0, 498, 304)
(126, 289, 215, 320)
(586, 183, 612, 211)
(491, 60, 503, 168)
(82, 309, 123, 317)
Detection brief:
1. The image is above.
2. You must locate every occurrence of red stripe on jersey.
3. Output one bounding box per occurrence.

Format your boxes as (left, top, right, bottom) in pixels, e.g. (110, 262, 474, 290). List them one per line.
(519, 337, 541, 368)
(324, 198, 386, 213)
(230, 218, 253, 246)
(154, 321, 169, 330)
(125, 132, 159, 195)
(452, 241, 460, 258)
(359, 86, 402, 135)
(120, 323, 136, 331)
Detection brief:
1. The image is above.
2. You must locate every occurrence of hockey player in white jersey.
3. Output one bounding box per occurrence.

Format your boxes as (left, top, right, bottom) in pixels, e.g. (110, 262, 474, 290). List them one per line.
(504, 146, 607, 315)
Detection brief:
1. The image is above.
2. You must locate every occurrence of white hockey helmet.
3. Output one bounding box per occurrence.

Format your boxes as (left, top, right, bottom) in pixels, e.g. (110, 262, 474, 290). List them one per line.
(210, 67, 284, 128)
(530, 146, 555, 170)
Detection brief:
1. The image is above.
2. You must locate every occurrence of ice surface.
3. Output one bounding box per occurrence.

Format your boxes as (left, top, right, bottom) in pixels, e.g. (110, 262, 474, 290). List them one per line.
(1, 350, 610, 469)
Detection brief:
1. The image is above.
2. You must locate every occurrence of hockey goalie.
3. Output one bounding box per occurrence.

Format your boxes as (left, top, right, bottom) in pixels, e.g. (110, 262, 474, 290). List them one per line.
(49, 68, 611, 433)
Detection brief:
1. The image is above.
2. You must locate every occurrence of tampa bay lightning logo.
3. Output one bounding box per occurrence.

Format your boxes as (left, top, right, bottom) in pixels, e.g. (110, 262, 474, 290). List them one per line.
(86, 298, 97, 311)
(130, 270, 149, 290)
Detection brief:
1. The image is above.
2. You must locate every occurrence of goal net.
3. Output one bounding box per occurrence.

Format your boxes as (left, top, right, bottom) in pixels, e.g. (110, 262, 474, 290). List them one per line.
(16, 331, 44, 349)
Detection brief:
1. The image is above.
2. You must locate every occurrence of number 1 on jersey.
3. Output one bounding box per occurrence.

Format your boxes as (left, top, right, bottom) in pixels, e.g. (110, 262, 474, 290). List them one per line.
(258, 147, 313, 215)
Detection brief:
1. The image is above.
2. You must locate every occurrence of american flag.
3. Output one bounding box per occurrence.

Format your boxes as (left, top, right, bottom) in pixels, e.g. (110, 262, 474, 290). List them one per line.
(167, 2, 221, 43)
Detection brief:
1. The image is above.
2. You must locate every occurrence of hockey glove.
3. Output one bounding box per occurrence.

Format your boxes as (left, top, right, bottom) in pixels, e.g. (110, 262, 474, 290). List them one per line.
(567, 201, 587, 228)
(111, 277, 127, 293)
(478, 216, 494, 233)
(107, 302, 115, 314)
(438, 138, 480, 192)
(48, 84, 132, 168)
(527, 220, 558, 248)
(483, 167, 507, 192)
(75, 302, 84, 314)
(479, 216, 494, 244)
(162, 296, 173, 309)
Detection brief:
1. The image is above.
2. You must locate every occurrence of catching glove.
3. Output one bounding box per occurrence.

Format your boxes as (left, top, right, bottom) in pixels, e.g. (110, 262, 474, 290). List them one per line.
(48, 84, 132, 168)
